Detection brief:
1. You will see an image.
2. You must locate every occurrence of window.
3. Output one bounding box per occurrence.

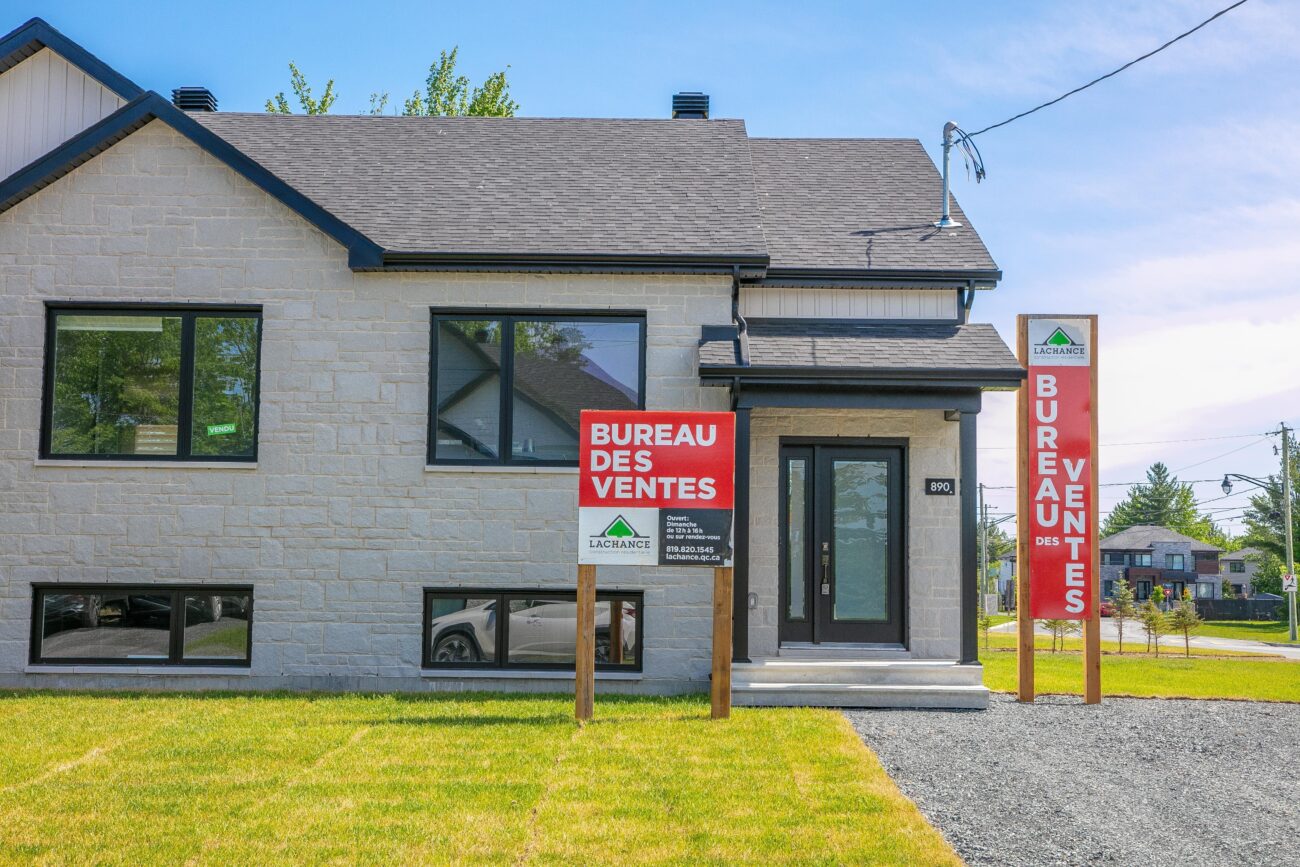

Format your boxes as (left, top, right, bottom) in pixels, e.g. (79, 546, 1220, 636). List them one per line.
(43, 306, 261, 460)
(1195, 582, 1214, 599)
(1135, 581, 1152, 600)
(1102, 552, 1127, 566)
(1229, 561, 1246, 574)
(31, 585, 252, 666)
(1102, 580, 1115, 598)
(1133, 553, 1152, 567)
(430, 312, 645, 465)
(1165, 554, 1185, 571)
(423, 589, 642, 671)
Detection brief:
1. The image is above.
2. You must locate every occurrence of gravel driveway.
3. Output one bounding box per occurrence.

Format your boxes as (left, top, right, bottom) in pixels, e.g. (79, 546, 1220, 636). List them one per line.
(847, 695, 1300, 866)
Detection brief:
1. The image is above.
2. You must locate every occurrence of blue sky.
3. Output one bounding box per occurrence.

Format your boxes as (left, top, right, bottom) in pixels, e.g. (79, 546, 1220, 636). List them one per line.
(15, 0, 1299, 533)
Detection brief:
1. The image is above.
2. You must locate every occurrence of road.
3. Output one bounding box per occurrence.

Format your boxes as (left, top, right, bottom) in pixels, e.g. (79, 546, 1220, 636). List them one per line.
(990, 618, 1300, 660)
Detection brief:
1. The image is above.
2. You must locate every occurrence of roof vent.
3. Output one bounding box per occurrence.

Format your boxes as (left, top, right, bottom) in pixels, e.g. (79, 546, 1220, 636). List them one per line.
(172, 87, 217, 112)
(671, 92, 709, 119)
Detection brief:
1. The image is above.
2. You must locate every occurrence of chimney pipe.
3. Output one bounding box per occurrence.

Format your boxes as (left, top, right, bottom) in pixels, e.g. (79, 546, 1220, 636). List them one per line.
(172, 87, 217, 112)
(934, 120, 961, 228)
(671, 92, 709, 119)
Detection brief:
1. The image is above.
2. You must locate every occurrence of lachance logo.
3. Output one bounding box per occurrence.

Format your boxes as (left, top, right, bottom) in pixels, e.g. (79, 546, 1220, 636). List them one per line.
(1031, 325, 1087, 360)
(590, 514, 652, 551)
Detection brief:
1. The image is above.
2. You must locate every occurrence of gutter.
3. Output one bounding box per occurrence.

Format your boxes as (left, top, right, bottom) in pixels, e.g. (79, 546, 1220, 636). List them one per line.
(375, 250, 770, 277)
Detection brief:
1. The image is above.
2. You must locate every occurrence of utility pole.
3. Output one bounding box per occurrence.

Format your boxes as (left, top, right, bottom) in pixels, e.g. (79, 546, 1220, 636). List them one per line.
(1282, 422, 1296, 642)
(979, 483, 990, 602)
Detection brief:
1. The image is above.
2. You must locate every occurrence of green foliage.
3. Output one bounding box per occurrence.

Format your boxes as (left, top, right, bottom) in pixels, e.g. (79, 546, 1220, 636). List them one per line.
(1241, 460, 1300, 578)
(1249, 549, 1285, 596)
(1139, 599, 1168, 655)
(1039, 619, 1080, 652)
(1220, 578, 1237, 600)
(402, 47, 518, 117)
(1101, 462, 1223, 544)
(1110, 578, 1137, 654)
(1166, 591, 1203, 657)
(977, 607, 992, 652)
(265, 62, 337, 115)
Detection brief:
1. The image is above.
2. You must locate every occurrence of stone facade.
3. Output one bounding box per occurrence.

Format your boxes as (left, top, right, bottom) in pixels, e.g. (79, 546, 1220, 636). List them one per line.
(0, 120, 974, 693)
(747, 408, 963, 660)
(0, 121, 730, 692)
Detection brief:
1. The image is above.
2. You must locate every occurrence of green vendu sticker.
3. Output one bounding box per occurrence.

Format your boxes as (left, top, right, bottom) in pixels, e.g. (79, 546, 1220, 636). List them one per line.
(206, 423, 237, 436)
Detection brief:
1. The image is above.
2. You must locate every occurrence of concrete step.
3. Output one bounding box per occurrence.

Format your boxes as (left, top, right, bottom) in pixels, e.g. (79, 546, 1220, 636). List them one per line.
(734, 658, 984, 687)
(733, 681, 990, 709)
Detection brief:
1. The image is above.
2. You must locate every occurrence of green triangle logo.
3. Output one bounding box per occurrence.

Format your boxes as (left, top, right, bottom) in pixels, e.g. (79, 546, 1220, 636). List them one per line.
(603, 516, 637, 538)
(1045, 328, 1074, 346)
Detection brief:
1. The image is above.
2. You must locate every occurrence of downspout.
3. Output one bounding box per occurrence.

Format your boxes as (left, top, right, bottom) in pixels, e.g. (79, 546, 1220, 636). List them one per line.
(731, 266, 750, 368)
(962, 280, 975, 323)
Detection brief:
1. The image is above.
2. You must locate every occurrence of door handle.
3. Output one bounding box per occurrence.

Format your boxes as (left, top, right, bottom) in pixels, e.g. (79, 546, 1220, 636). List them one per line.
(821, 542, 831, 595)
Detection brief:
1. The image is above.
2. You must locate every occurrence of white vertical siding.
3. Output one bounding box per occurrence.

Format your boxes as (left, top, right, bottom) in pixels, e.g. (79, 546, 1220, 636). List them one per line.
(740, 287, 959, 319)
(0, 48, 125, 180)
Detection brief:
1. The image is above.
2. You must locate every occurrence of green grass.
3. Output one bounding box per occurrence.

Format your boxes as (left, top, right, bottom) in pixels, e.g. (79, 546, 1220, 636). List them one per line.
(980, 643, 1300, 702)
(982, 631, 1270, 658)
(1194, 620, 1296, 643)
(0, 692, 958, 866)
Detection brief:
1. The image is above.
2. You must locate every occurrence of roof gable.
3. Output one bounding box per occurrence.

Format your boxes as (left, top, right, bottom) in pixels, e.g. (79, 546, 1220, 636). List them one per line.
(0, 18, 141, 100)
(1099, 525, 1221, 553)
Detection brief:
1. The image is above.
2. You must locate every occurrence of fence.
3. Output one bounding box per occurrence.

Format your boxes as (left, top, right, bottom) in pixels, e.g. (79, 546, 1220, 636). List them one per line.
(1194, 598, 1285, 621)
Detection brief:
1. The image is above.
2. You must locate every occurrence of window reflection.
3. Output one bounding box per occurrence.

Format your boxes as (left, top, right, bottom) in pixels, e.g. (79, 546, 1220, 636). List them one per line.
(182, 593, 251, 659)
(434, 320, 503, 461)
(41, 592, 172, 659)
(427, 596, 498, 664)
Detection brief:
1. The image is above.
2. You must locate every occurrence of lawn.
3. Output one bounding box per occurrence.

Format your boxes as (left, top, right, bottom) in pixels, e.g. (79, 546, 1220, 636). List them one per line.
(980, 644, 1300, 702)
(0, 692, 957, 866)
(1195, 620, 1296, 643)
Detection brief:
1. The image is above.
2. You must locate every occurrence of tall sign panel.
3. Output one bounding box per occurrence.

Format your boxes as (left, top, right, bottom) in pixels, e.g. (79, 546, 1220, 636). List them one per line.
(1017, 315, 1100, 704)
(575, 409, 737, 721)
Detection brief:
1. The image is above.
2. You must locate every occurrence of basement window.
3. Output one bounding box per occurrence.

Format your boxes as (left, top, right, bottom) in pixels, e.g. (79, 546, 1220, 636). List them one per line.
(423, 589, 642, 671)
(31, 585, 253, 666)
(42, 306, 262, 461)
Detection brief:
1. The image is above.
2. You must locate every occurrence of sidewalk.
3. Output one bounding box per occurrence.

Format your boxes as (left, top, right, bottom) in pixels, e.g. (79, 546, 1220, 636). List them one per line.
(990, 619, 1300, 660)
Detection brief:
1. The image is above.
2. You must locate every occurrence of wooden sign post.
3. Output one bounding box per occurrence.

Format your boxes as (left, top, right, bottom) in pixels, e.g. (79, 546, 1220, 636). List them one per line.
(576, 411, 737, 722)
(1016, 315, 1101, 705)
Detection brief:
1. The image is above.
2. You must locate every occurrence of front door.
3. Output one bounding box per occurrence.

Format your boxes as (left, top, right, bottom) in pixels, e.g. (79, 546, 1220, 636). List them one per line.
(779, 444, 904, 645)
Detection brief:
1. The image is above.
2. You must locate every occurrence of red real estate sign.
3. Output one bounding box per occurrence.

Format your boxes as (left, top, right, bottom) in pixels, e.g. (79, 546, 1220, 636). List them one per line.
(1022, 317, 1097, 619)
(578, 410, 735, 566)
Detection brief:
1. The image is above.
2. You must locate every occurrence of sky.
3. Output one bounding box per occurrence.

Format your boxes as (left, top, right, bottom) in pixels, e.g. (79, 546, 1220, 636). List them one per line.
(14, 0, 1300, 535)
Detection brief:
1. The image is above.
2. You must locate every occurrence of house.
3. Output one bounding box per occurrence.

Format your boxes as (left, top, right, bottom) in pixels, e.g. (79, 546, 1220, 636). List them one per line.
(0, 18, 1024, 708)
(1219, 547, 1263, 598)
(1099, 525, 1222, 602)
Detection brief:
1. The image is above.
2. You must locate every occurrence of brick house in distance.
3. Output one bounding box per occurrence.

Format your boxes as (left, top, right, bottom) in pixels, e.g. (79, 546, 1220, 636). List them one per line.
(1100, 525, 1222, 602)
(0, 18, 1025, 707)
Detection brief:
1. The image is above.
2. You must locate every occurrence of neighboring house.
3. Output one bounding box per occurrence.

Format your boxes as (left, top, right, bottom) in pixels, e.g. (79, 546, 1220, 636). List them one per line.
(1099, 526, 1222, 602)
(1219, 547, 1262, 598)
(993, 552, 1016, 608)
(0, 18, 1024, 708)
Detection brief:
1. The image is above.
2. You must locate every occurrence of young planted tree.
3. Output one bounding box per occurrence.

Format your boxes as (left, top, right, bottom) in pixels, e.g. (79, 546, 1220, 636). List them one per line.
(977, 607, 993, 653)
(1040, 619, 1080, 653)
(1110, 577, 1137, 655)
(1167, 590, 1203, 658)
(1151, 583, 1167, 611)
(1139, 600, 1167, 656)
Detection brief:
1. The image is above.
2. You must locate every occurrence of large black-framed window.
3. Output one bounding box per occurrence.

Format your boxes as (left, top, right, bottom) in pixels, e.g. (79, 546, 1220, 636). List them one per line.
(423, 588, 643, 671)
(41, 304, 263, 461)
(30, 584, 253, 666)
(429, 310, 646, 466)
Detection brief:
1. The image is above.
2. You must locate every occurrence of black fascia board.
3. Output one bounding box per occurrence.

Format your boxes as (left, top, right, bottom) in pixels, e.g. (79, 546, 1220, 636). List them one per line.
(0, 17, 143, 100)
(0, 91, 385, 268)
(763, 266, 1003, 285)
(377, 250, 770, 276)
(700, 364, 1026, 389)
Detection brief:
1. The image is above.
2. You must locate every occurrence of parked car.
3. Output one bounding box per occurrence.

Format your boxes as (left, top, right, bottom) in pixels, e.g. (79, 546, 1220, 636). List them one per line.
(1099, 601, 1115, 617)
(428, 598, 636, 664)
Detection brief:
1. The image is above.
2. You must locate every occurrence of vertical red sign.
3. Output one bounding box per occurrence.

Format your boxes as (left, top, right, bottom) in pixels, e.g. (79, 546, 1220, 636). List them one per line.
(1022, 317, 1097, 619)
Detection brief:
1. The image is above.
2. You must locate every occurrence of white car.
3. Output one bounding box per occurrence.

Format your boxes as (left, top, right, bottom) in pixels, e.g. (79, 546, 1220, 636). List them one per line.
(428, 598, 636, 665)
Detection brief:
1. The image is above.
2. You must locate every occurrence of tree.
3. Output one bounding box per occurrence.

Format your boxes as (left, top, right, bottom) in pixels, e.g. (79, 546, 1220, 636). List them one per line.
(1151, 583, 1167, 609)
(1040, 619, 1079, 653)
(977, 607, 993, 653)
(1110, 578, 1137, 654)
(266, 48, 517, 117)
(1167, 590, 1202, 658)
(1220, 578, 1237, 600)
(1248, 550, 1285, 597)
(1101, 462, 1223, 544)
(1139, 599, 1167, 656)
(1241, 461, 1300, 587)
(265, 62, 337, 115)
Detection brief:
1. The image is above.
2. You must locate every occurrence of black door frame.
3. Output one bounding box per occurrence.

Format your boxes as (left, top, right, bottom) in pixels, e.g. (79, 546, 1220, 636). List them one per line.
(778, 437, 908, 647)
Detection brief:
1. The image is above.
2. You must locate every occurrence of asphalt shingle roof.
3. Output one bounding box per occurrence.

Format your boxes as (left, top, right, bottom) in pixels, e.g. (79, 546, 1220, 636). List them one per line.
(1099, 525, 1221, 554)
(191, 113, 768, 259)
(698, 321, 1021, 375)
(749, 138, 998, 274)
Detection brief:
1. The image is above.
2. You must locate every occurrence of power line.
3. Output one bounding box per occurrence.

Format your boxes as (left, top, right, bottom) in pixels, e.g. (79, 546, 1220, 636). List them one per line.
(978, 430, 1275, 450)
(1172, 437, 1269, 473)
(965, 0, 1251, 138)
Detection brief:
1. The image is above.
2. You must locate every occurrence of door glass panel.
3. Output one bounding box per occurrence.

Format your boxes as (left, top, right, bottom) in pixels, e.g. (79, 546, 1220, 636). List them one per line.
(832, 459, 889, 621)
(786, 458, 807, 620)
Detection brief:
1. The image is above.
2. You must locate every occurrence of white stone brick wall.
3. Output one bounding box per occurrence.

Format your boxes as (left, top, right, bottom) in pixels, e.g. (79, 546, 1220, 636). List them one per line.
(0, 121, 731, 691)
(747, 408, 963, 659)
